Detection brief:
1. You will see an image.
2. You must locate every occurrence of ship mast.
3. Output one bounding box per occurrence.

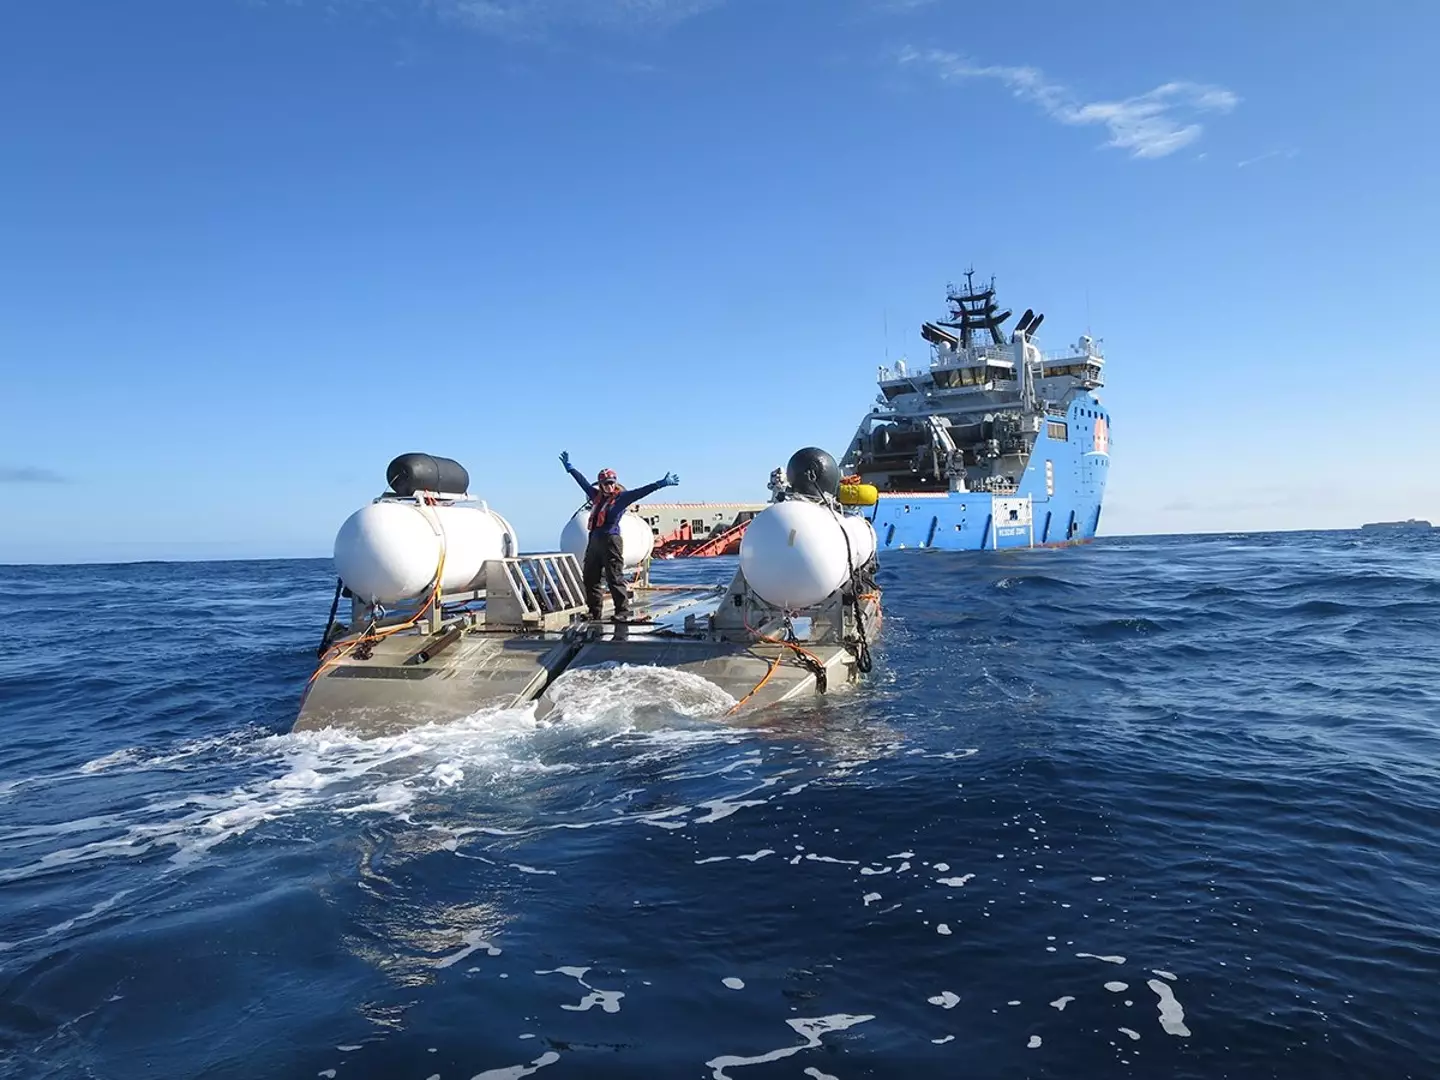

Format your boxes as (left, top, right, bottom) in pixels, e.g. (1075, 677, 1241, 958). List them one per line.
(938, 269, 1012, 347)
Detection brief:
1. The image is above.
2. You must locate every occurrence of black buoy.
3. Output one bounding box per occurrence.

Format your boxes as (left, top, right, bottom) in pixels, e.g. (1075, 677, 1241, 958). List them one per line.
(786, 447, 842, 500)
(386, 453, 470, 497)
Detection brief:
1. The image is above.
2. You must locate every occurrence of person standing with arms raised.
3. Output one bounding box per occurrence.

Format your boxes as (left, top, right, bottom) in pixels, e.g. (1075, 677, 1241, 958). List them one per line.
(560, 451, 678, 621)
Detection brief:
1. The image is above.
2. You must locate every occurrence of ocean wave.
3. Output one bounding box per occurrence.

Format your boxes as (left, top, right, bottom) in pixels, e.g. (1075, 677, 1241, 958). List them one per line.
(3, 534, 1440, 1077)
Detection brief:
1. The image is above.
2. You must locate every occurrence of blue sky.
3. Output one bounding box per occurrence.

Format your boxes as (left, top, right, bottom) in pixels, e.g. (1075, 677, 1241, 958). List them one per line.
(3, 0, 1437, 562)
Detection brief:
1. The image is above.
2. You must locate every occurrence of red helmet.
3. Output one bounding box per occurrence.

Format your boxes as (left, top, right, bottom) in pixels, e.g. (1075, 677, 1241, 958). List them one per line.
(597, 468, 617, 483)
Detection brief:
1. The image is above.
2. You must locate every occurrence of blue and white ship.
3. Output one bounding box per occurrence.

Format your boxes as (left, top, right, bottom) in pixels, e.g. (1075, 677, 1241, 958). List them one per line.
(840, 272, 1110, 551)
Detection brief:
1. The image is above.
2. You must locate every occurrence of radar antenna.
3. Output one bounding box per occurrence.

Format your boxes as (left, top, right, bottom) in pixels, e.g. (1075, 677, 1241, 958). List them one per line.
(937, 268, 1011, 347)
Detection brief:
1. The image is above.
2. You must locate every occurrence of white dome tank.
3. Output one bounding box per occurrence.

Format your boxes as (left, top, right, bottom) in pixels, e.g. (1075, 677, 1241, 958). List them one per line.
(334, 500, 513, 605)
(739, 501, 877, 609)
(560, 508, 655, 571)
(838, 511, 878, 568)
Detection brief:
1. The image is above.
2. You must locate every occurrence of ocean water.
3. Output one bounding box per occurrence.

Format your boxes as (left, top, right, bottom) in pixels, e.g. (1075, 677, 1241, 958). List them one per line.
(2, 531, 1439, 1079)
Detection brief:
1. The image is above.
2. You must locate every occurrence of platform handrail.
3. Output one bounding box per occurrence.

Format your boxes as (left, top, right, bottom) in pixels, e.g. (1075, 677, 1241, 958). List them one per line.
(483, 553, 589, 628)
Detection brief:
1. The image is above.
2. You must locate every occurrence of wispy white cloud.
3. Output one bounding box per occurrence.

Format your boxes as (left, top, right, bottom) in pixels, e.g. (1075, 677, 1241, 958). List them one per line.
(437, 0, 721, 36)
(870, 0, 941, 13)
(0, 466, 68, 484)
(259, 0, 720, 38)
(1236, 148, 1298, 168)
(898, 48, 1239, 159)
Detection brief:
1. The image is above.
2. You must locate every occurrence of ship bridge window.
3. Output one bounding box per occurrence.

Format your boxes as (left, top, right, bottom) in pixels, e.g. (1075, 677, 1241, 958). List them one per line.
(1046, 420, 1068, 441)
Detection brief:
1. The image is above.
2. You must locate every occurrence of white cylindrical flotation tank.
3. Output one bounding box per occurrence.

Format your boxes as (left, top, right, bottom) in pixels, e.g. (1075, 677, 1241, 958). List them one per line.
(739, 501, 877, 609)
(334, 500, 513, 605)
(838, 510, 878, 568)
(488, 508, 520, 560)
(560, 508, 655, 571)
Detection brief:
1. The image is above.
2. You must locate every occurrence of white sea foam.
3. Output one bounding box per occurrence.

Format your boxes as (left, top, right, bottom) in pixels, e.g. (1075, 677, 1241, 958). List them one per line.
(928, 992, 960, 1009)
(537, 966, 624, 1014)
(722, 977, 745, 990)
(705, 1014, 874, 1079)
(80, 748, 144, 773)
(1049, 996, 1074, 1011)
(470, 1050, 561, 1079)
(1147, 979, 1191, 1037)
(436, 930, 501, 969)
(0, 888, 131, 953)
(693, 792, 772, 824)
(0, 666, 757, 887)
(1076, 952, 1126, 965)
(1105, 981, 1128, 993)
(546, 663, 737, 723)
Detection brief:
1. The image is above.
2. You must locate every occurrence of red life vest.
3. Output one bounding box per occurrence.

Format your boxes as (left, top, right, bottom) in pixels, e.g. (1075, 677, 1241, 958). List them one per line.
(588, 493, 617, 531)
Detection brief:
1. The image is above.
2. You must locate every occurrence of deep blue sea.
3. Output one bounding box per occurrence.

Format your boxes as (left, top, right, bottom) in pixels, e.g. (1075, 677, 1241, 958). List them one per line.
(3, 531, 1440, 1079)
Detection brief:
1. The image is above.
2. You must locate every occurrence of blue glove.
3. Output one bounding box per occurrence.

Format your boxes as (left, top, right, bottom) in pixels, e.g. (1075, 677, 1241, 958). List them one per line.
(661, 471, 679, 487)
(559, 451, 571, 469)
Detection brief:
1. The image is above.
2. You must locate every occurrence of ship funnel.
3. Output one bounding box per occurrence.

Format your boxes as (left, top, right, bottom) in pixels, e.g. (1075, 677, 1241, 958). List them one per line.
(1026, 313, 1044, 337)
(1014, 309, 1035, 336)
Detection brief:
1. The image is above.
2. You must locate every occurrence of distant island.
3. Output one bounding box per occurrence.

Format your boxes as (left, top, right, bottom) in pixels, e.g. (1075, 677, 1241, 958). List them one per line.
(1360, 519, 1433, 531)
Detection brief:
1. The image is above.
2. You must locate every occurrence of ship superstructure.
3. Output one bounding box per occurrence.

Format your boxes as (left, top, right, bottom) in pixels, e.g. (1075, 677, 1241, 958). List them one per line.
(635, 502, 768, 541)
(840, 272, 1111, 551)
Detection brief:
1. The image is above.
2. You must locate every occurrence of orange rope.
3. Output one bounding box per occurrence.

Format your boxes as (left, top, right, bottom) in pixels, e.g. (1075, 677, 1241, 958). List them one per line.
(727, 653, 782, 714)
(307, 541, 448, 688)
(726, 613, 831, 715)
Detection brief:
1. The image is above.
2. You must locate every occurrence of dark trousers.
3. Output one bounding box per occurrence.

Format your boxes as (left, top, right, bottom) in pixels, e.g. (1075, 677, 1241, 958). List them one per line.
(583, 531, 630, 618)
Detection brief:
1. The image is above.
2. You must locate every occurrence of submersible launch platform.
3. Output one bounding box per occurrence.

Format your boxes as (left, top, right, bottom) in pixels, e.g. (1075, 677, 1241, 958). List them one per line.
(295, 450, 880, 737)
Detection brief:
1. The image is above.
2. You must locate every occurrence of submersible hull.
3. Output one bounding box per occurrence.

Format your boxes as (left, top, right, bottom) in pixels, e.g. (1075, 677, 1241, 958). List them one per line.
(296, 449, 881, 738)
(295, 567, 880, 737)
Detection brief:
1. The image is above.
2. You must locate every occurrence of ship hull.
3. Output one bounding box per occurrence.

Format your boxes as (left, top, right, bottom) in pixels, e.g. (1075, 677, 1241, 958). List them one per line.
(869, 397, 1110, 552)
